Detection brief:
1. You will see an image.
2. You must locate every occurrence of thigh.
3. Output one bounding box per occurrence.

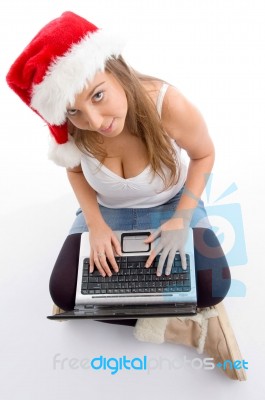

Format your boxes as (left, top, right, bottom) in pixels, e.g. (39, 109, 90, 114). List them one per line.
(68, 187, 212, 235)
(193, 227, 231, 307)
(134, 195, 212, 231)
(69, 206, 136, 234)
(49, 233, 82, 311)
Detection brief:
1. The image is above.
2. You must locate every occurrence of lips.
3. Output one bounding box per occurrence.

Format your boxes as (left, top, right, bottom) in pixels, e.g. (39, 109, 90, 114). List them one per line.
(100, 119, 114, 133)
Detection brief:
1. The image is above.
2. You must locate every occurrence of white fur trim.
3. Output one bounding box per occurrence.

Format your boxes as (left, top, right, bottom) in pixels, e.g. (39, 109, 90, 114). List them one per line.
(201, 307, 218, 320)
(31, 29, 125, 125)
(48, 135, 82, 168)
(176, 308, 218, 354)
(197, 319, 209, 354)
(196, 308, 218, 354)
(134, 318, 169, 344)
(133, 308, 219, 351)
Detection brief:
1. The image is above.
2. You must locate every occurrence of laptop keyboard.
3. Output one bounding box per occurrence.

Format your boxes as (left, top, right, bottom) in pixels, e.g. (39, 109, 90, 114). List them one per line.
(81, 254, 191, 295)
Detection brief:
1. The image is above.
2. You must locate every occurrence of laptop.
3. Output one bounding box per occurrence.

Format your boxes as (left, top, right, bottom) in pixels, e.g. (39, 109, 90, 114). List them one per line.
(47, 229, 197, 320)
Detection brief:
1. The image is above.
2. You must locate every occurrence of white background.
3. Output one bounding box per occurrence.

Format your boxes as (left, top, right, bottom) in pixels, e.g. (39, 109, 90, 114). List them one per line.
(0, 0, 264, 398)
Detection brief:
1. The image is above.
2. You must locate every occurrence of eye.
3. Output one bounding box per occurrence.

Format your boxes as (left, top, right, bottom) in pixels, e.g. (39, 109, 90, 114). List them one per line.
(93, 90, 104, 102)
(67, 109, 78, 116)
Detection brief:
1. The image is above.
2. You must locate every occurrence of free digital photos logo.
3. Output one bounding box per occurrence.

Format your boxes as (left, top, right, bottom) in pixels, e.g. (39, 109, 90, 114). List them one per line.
(192, 173, 248, 297)
(150, 172, 248, 298)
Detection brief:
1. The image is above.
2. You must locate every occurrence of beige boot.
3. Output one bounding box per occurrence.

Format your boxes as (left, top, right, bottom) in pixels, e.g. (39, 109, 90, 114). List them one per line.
(51, 304, 68, 321)
(134, 302, 247, 381)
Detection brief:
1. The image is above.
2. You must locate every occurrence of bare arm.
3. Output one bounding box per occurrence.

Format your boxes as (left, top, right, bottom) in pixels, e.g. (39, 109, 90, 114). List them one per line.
(162, 86, 215, 213)
(145, 86, 214, 273)
(66, 165, 121, 275)
(66, 165, 104, 228)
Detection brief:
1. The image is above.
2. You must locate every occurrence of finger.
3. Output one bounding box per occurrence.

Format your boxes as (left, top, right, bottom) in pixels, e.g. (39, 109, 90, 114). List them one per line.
(89, 256, 94, 273)
(97, 254, 113, 277)
(89, 247, 95, 273)
(93, 258, 106, 277)
(165, 249, 177, 275)
(145, 249, 157, 268)
(156, 247, 171, 276)
(145, 241, 163, 268)
(105, 247, 119, 273)
(111, 234, 122, 256)
(144, 228, 161, 243)
(179, 248, 187, 270)
(93, 251, 111, 277)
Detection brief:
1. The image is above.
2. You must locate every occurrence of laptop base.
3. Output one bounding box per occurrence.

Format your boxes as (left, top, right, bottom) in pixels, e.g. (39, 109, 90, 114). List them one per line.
(47, 303, 197, 320)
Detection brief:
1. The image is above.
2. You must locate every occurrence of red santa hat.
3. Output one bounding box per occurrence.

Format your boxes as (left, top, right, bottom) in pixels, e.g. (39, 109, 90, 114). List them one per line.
(6, 11, 125, 168)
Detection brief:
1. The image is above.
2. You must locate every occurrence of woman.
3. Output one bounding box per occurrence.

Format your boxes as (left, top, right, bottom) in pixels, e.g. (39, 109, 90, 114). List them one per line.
(6, 11, 246, 380)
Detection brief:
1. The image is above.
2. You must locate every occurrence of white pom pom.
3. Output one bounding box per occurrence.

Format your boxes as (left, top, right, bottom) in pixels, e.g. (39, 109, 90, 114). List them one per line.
(47, 136, 82, 168)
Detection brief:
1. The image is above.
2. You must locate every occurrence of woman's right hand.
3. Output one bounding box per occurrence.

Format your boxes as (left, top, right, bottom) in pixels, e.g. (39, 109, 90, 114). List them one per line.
(88, 221, 122, 277)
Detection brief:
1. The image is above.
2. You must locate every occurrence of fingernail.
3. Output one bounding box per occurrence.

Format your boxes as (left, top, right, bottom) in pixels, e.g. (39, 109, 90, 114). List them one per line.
(145, 263, 149, 268)
(157, 272, 161, 277)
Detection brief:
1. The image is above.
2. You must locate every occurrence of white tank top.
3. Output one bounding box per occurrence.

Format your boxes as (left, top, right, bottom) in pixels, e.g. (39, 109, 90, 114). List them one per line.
(81, 83, 187, 208)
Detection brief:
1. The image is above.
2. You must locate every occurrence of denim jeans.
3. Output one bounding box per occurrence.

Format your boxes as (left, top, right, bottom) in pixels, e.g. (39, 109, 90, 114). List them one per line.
(69, 186, 211, 234)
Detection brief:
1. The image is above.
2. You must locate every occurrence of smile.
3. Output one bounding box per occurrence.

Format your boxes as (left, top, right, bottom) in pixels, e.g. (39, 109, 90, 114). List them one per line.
(99, 119, 114, 133)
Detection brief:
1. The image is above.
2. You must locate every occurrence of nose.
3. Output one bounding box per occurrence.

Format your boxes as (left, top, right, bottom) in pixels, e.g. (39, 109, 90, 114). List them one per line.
(83, 106, 103, 131)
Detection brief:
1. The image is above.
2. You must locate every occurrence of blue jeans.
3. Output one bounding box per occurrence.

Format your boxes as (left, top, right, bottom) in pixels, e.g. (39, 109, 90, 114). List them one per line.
(69, 187, 211, 234)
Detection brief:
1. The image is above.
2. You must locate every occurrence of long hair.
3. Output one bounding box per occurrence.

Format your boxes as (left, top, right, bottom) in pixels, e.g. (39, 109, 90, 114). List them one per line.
(68, 56, 180, 189)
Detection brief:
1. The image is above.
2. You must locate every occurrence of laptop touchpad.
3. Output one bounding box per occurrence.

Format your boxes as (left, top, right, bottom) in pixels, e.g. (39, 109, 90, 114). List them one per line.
(121, 232, 151, 253)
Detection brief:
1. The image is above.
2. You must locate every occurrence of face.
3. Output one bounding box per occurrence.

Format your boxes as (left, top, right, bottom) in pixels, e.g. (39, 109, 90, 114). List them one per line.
(66, 71, 128, 138)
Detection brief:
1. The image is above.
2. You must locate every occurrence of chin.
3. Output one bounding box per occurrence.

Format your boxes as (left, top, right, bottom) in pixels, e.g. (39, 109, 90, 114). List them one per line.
(101, 130, 121, 138)
(104, 120, 126, 138)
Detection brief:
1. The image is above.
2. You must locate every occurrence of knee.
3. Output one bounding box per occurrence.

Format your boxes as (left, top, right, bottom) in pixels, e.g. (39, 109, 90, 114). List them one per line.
(193, 227, 228, 261)
(196, 267, 231, 308)
(193, 227, 231, 308)
(49, 233, 81, 311)
(49, 275, 75, 311)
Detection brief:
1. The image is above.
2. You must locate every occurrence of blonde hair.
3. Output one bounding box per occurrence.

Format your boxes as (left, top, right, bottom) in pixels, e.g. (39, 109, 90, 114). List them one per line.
(68, 56, 180, 189)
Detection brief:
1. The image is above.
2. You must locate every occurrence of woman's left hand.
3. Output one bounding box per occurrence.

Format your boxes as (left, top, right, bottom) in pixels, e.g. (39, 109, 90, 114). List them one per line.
(144, 211, 192, 276)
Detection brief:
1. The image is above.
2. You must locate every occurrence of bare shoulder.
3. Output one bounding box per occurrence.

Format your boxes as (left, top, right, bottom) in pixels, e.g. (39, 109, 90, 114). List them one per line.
(140, 79, 164, 104)
(66, 164, 82, 173)
(161, 85, 209, 141)
(161, 85, 214, 158)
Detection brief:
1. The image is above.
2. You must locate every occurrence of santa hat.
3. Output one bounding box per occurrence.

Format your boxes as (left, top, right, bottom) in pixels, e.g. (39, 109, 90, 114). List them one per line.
(6, 11, 125, 168)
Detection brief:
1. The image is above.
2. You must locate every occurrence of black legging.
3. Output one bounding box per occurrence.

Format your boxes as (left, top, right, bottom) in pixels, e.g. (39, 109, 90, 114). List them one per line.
(49, 228, 231, 326)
